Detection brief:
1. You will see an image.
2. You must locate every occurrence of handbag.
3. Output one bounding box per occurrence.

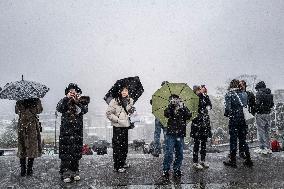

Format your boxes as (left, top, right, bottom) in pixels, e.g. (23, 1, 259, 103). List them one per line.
(234, 92, 254, 121)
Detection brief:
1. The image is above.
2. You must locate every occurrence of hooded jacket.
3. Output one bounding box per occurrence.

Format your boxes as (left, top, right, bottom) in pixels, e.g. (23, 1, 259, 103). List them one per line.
(255, 81, 274, 114)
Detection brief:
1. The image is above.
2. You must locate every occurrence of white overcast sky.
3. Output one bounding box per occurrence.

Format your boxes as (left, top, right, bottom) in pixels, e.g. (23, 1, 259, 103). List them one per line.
(0, 0, 283, 115)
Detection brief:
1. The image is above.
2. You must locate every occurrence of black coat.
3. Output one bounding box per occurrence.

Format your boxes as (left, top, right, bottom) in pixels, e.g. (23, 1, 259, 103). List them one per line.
(164, 105, 192, 137)
(56, 97, 88, 161)
(255, 88, 274, 114)
(190, 94, 212, 139)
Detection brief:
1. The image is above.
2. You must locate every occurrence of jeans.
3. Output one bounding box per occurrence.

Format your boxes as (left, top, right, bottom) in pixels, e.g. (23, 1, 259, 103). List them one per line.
(153, 119, 167, 154)
(193, 137, 207, 163)
(256, 114, 271, 149)
(163, 135, 184, 173)
(229, 119, 249, 158)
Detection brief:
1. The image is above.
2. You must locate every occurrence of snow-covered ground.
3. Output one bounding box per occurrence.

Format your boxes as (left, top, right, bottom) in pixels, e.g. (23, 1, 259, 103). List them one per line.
(1, 151, 284, 188)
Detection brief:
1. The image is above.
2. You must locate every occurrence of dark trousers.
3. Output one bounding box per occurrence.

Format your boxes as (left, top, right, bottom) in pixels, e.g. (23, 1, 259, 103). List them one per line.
(193, 137, 207, 163)
(112, 127, 128, 170)
(60, 160, 79, 175)
(229, 119, 249, 160)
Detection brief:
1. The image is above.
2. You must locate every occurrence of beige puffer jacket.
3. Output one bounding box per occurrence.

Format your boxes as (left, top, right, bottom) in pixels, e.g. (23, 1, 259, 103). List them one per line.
(106, 98, 134, 128)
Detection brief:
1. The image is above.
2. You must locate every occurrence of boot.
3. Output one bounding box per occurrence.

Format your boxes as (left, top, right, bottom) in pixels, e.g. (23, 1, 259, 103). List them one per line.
(27, 158, 34, 176)
(243, 152, 253, 167)
(20, 158, 26, 177)
(223, 153, 237, 168)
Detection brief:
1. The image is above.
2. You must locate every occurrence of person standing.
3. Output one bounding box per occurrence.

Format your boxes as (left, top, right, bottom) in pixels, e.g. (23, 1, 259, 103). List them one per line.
(151, 81, 169, 157)
(162, 94, 192, 181)
(106, 86, 135, 173)
(238, 80, 256, 158)
(57, 83, 89, 183)
(254, 81, 274, 155)
(16, 98, 43, 177)
(190, 85, 212, 170)
(223, 79, 253, 168)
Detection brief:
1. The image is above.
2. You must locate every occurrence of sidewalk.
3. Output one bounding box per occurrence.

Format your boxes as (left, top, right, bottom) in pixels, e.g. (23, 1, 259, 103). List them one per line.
(1, 151, 284, 188)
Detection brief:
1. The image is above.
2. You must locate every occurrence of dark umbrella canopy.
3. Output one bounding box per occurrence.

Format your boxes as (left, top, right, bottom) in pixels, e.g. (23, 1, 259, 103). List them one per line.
(0, 76, 49, 100)
(104, 76, 144, 104)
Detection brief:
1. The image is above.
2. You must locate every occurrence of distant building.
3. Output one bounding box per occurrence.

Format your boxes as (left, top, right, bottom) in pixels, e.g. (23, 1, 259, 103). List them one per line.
(274, 89, 284, 103)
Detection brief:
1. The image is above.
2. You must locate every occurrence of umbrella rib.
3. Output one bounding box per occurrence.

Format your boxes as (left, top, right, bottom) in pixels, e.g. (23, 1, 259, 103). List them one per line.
(166, 83, 173, 96)
(152, 95, 168, 101)
(178, 85, 186, 97)
(153, 105, 169, 112)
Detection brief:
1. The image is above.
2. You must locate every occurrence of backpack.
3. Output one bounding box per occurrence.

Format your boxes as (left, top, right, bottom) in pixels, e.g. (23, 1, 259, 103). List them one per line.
(255, 91, 274, 114)
(271, 140, 281, 152)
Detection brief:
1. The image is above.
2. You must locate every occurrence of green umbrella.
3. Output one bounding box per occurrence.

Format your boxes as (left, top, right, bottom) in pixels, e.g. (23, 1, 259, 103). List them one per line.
(151, 83, 199, 127)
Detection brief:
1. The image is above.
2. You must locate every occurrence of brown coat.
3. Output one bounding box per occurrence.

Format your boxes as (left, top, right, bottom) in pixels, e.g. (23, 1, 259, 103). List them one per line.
(16, 99, 43, 158)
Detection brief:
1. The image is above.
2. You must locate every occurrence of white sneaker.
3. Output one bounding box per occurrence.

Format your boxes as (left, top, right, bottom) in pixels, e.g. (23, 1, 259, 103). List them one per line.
(267, 149, 272, 154)
(73, 175, 80, 181)
(200, 161, 209, 168)
(261, 149, 268, 155)
(123, 163, 131, 168)
(118, 168, 126, 173)
(193, 163, 203, 170)
(254, 148, 262, 154)
(63, 177, 71, 183)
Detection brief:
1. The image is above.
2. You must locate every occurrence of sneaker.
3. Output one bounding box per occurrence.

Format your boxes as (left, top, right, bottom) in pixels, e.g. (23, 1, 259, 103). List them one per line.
(63, 177, 72, 183)
(193, 163, 203, 170)
(261, 149, 268, 155)
(200, 161, 209, 168)
(223, 160, 237, 168)
(73, 175, 80, 181)
(254, 148, 263, 154)
(123, 163, 131, 168)
(162, 171, 170, 183)
(118, 168, 126, 173)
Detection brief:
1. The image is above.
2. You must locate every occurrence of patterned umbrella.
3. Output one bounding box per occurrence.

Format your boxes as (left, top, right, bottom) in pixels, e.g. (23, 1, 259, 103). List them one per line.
(151, 82, 199, 127)
(0, 75, 49, 100)
(104, 76, 144, 104)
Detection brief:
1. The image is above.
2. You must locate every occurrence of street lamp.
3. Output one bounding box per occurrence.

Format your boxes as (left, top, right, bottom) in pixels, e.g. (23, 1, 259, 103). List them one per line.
(54, 111, 58, 154)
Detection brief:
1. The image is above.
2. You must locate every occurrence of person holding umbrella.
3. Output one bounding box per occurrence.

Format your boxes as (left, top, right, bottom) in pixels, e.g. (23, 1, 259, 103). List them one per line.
(150, 81, 169, 157)
(56, 83, 90, 183)
(0, 75, 49, 177)
(162, 94, 192, 180)
(106, 86, 135, 173)
(16, 98, 43, 176)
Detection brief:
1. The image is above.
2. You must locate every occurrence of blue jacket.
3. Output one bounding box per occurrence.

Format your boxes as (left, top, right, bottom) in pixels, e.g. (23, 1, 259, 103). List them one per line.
(224, 88, 247, 121)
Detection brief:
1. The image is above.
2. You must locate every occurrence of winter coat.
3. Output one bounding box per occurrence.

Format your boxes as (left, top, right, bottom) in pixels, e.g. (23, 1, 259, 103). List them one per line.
(224, 89, 248, 134)
(164, 105, 192, 137)
(224, 88, 247, 120)
(190, 94, 212, 139)
(57, 97, 88, 161)
(16, 99, 43, 158)
(106, 98, 134, 128)
(246, 91, 256, 115)
(255, 88, 274, 114)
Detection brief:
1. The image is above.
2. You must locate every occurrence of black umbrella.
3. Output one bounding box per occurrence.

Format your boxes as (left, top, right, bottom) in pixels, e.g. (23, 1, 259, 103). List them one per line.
(104, 76, 144, 104)
(0, 75, 49, 100)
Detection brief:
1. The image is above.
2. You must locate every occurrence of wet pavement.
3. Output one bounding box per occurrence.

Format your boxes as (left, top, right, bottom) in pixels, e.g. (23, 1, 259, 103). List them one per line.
(1, 150, 284, 189)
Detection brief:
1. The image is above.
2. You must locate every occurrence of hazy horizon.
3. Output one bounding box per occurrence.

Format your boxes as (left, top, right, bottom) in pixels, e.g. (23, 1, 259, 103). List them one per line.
(0, 0, 283, 115)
